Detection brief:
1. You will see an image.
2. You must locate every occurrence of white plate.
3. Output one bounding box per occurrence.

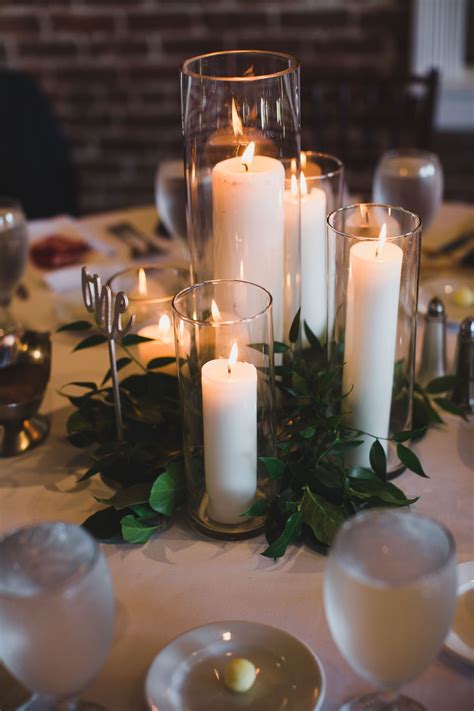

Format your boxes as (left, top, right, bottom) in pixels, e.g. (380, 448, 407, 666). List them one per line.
(145, 620, 325, 711)
(418, 273, 474, 327)
(445, 561, 474, 665)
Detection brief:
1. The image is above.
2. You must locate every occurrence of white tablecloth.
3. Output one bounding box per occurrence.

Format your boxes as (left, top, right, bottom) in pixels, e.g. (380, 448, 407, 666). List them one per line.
(1, 204, 473, 710)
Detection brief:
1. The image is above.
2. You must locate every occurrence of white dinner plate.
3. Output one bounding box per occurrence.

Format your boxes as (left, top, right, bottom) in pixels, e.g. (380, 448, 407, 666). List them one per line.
(418, 273, 474, 327)
(445, 560, 474, 665)
(145, 620, 325, 711)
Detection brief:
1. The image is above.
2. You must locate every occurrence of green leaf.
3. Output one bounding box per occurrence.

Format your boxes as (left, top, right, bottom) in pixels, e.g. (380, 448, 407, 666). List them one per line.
(82, 506, 124, 540)
(349, 478, 418, 506)
(393, 427, 427, 443)
(274, 341, 289, 354)
(249, 342, 270, 355)
(289, 308, 301, 344)
(94, 482, 151, 510)
(259, 456, 286, 480)
(57, 320, 93, 333)
(300, 426, 316, 439)
(369, 440, 387, 480)
(425, 375, 458, 394)
(120, 514, 159, 544)
(147, 357, 176, 370)
(73, 334, 107, 352)
(434, 397, 468, 421)
(262, 511, 302, 559)
(300, 486, 345, 546)
(121, 334, 154, 346)
(101, 357, 132, 385)
(348, 466, 380, 481)
(397, 444, 428, 477)
(291, 372, 308, 394)
(242, 499, 268, 517)
(64, 381, 98, 391)
(303, 321, 323, 351)
(149, 462, 186, 516)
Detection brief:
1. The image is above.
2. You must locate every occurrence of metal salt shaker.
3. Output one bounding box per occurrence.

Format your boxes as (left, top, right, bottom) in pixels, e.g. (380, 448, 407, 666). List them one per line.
(451, 317, 474, 414)
(417, 297, 447, 386)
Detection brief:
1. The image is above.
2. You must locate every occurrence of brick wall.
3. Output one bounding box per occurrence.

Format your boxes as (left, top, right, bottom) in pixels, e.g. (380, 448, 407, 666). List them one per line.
(1, 0, 412, 214)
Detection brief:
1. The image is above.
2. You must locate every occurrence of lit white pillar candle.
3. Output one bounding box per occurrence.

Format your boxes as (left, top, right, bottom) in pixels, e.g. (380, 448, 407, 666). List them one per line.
(285, 172, 327, 343)
(202, 342, 257, 524)
(343, 225, 403, 466)
(212, 142, 285, 341)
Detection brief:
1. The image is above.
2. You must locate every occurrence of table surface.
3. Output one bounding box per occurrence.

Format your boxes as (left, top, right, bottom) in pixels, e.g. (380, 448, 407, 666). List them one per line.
(1, 203, 473, 711)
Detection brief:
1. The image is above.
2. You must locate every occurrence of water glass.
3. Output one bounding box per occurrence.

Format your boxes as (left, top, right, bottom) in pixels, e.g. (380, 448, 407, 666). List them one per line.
(0, 199, 28, 336)
(372, 149, 443, 228)
(0, 521, 115, 709)
(324, 510, 457, 711)
(155, 159, 187, 241)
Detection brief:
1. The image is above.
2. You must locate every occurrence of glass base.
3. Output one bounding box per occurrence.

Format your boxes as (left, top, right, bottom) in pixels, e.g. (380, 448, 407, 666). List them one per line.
(19, 694, 107, 710)
(340, 693, 425, 711)
(189, 494, 265, 540)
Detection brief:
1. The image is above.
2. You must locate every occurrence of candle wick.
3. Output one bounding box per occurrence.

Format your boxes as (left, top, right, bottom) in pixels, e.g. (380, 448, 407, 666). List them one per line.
(227, 363, 232, 375)
(242, 162, 249, 172)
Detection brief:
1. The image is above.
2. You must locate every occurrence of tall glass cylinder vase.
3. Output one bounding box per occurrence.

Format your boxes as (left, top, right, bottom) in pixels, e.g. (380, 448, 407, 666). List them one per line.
(327, 204, 421, 477)
(180, 50, 301, 344)
(284, 151, 344, 345)
(172, 279, 276, 539)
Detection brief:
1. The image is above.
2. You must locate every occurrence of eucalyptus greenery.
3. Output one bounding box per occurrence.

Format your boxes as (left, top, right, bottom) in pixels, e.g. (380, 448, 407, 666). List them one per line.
(58, 312, 465, 559)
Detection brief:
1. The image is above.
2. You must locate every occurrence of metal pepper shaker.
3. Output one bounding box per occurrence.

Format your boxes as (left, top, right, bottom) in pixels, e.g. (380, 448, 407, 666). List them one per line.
(451, 317, 474, 414)
(417, 297, 447, 386)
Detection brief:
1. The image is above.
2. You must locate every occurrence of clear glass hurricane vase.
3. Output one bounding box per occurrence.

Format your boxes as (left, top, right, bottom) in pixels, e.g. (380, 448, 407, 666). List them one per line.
(180, 50, 301, 343)
(172, 279, 276, 540)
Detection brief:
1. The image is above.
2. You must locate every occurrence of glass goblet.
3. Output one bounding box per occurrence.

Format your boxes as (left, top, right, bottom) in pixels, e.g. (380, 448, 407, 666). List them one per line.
(324, 509, 457, 711)
(0, 521, 115, 710)
(372, 149, 443, 228)
(155, 158, 187, 241)
(0, 199, 28, 336)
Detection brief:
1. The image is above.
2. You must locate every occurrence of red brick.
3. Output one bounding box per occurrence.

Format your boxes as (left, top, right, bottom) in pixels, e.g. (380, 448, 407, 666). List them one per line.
(128, 12, 193, 31)
(279, 10, 349, 28)
(201, 12, 269, 31)
(0, 16, 39, 33)
(51, 14, 116, 33)
(19, 42, 78, 59)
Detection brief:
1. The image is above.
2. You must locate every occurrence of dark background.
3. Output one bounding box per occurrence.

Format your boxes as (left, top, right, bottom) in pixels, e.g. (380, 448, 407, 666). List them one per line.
(0, 0, 472, 215)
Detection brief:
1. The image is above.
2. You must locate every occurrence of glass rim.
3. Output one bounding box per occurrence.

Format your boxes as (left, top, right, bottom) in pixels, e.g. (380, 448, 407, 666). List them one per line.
(301, 151, 345, 180)
(377, 147, 442, 165)
(332, 509, 456, 588)
(327, 202, 422, 240)
(172, 278, 273, 326)
(180, 49, 300, 82)
(0, 521, 101, 601)
(107, 263, 190, 305)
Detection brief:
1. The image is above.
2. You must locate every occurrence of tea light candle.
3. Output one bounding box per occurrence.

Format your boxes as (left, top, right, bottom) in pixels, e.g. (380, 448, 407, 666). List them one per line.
(346, 204, 399, 237)
(343, 225, 403, 466)
(137, 313, 175, 366)
(202, 342, 257, 524)
(212, 142, 285, 341)
(285, 172, 327, 343)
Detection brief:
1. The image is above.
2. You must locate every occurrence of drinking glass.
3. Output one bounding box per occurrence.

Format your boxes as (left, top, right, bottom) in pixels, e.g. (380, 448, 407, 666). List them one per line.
(155, 159, 187, 241)
(372, 149, 443, 228)
(0, 199, 28, 336)
(324, 510, 457, 711)
(0, 521, 115, 710)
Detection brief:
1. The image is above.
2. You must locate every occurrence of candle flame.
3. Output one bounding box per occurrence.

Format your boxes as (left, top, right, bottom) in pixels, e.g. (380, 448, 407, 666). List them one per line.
(376, 223, 387, 259)
(300, 171, 308, 197)
(211, 299, 221, 322)
(241, 141, 255, 171)
(290, 158, 297, 175)
(157, 313, 171, 340)
(300, 151, 307, 172)
(231, 98, 243, 138)
(138, 267, 147, 296)
(360, 204, 369, 225)
(227, 341, 238, 374)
